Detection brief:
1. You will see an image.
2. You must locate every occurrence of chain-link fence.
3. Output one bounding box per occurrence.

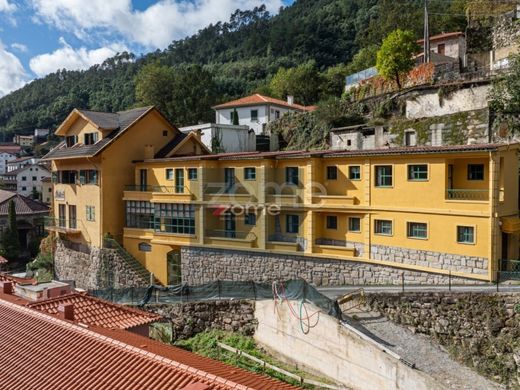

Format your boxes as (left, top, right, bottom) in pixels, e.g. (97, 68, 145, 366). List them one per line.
(90, 279, 341, 318)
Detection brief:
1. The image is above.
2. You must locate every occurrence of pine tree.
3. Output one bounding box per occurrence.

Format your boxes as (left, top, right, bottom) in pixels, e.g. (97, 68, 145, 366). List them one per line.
(1, 200, 20, 260)
(232, 108, 239, 125)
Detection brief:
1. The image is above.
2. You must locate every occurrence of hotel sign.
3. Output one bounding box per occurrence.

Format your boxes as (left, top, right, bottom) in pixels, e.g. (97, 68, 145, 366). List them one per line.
(55, 190, 65, 201)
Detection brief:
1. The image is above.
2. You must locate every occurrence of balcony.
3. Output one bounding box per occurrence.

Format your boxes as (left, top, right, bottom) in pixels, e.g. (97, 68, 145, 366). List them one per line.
(313, 238, 357, 257)
(204, 229, 257, 248)
(446, 189, 489, 202)
(265, 193, 302, 207)
(311, 194, 356, 207)
(267, 234, 304, 252)
(123, 185, 194, 202)
(44, 217, 82, 235)
(204, 184, 256, 203)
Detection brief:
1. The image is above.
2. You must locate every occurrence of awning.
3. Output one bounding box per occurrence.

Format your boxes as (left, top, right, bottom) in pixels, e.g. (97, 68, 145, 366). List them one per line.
(501, 216, 520, 234)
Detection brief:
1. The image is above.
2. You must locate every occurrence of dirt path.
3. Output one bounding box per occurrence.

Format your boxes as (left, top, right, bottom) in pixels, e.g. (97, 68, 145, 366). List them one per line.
(345, 308, 503, 390)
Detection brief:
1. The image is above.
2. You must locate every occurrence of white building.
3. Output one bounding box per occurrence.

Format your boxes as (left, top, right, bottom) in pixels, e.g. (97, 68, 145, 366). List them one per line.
(7, 156, 39, 173)
(179, 123, 256, 153)
(418, 32, 466, 67)
(212, 94, 316, 135)
(2, 163, 51, 199)
(329, 124, 397, 150)
(0, 151, 17, 174)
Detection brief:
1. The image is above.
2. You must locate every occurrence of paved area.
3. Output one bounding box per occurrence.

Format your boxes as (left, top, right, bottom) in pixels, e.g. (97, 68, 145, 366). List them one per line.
(343, 307, 503, 389)
(318, 284, 520, 299)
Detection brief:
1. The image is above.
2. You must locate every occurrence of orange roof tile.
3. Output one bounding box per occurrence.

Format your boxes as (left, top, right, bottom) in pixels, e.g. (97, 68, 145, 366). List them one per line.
(418, 31, 464, 44)
(212, 94, 316, 112)
(28, 292, 162, 330)
(0, 298, 298, 390)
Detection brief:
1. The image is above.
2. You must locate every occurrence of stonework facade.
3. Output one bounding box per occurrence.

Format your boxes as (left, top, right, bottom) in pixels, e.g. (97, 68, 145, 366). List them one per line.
(181, 246, 485, 286)
(370, 244, 488, 275)
(54, 240, 149, 290)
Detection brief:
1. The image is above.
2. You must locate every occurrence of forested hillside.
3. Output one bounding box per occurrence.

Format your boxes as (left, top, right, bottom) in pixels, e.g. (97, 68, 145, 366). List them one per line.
(0, 0, 467, 135)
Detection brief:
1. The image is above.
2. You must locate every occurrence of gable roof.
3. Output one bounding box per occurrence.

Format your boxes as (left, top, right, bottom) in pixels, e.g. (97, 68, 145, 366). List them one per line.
(212, 94, 316, 112)
(3, 163, 49, 177)
(28, 292, 161, 330)
(418, 31, 464, 45)
(43, 106, 156, 161)
(0, 190, 49, 215)
(0, 297, 298, 390)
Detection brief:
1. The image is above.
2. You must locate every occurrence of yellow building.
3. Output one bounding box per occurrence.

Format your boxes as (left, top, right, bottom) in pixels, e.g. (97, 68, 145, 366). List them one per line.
(122, 143, 520, 285)
(42, 106, 208, 249)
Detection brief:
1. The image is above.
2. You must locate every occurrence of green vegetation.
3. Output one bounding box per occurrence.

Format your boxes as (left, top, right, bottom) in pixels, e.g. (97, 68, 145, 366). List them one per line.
(0, 0, 470, 135)
(175, 330, 326, 388)
(27, 234, 55, 282)
(376, 29, 420, 89)
(1, 200, 20, 260)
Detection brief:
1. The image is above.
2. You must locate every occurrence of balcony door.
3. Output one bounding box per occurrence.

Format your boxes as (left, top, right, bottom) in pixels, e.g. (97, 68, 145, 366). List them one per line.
(224, 213, 236, 238)
(139, 169, 147, 191)
(224, 168, 235, 194)
(175, 169, 184, 194)
(68, 205, 77, 229)
(58, 204, 66, 228)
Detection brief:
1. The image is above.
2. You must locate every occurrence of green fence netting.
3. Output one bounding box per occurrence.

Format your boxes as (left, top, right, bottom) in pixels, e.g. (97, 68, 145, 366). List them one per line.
(90, 279, 341, 319)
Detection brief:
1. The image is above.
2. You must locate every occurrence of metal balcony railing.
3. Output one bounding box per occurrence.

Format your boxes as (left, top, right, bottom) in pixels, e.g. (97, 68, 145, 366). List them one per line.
(44, 217, 82, 232)
(446, 189, 489, 201)
(124, 184, 193, 195)
(206, 229, 257, 242)
(268, 234, 297, 243)
(204, 183, 251, 196)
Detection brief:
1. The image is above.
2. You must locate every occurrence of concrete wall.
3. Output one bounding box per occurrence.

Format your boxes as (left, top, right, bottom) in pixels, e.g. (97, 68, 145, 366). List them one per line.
(180, 124, 256, 153)
(254, 300, 443, 390)
(406, 85, 490, 120)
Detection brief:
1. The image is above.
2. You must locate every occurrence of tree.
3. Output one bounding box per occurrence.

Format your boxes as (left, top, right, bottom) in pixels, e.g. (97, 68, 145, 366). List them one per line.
(490, 53, 520, 114)
(376, 29, 419, 89)
(231, 108, 239, 125)
(270, 61, 322, 105)
(1, 200, 20, 260)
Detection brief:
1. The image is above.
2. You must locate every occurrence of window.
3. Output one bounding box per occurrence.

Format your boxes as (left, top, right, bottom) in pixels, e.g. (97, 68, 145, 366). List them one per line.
(58, 204, 66, 228)
(188, 168, 198, 180)
(138, 242, 152, 252)
(21, 176, 26, 181)
(408, 164, 428, 181)
(126, 201, 154, 229)
(374, 219, 392, 235)
(326, 166, 337, 180)
(79, 170, 98, 185)
(349, 166, 361, 180)
(349, 217, 361, 232)
(162, 130, 168, 137)
(32, 176, 37, 181)
(165, 168, 174, 181)
(407, 222, 428, 239)
(57, 170, 77, 184)
(286, 215, 299, 234)
(244, 167, 256, 180)
(250, 109, 258, 121)
(21, 186, 26, 191)
(375, 166, 392, 187)
(437, 43, 445, 55)
(65, 135, 77, 147)
(86, 206, 95, 222)
(404, 131, 416, 146)
(326, 215, 337, 230)
(175, 169, 184, 193)
(68, 205, 77, 229)
(245, 213, 256, 225)
(286, 167, 299, 185)
(457, 226, 475, 244)
(468, 164, 484, 180)
(84, 132, 98, 145)
(154, 203, 195, 235)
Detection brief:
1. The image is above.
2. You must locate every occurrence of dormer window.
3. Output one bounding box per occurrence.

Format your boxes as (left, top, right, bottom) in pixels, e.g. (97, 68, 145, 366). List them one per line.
(84, 132, 98, 145)
(66, 135, 77, 147)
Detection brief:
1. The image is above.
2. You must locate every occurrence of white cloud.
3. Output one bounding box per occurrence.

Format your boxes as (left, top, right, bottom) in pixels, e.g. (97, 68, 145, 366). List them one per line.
(29, 38, 128, 77)
(11, 43, 27, 52)
(0, 0, 15, 13)
(30, 0, 284, 49)
(0, 41, 27, 97)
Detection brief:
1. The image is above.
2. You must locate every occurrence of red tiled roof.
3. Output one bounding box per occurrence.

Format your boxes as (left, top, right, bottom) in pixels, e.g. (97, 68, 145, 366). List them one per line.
(0, 298, 298, 390)
(212, 94, 316, 112)
(0, 256, 7, 264)
(418, 31, 464, 44)
(28, 292, 162, 330)
(145, 143, 514, 163)
(0, 272, 35, 285)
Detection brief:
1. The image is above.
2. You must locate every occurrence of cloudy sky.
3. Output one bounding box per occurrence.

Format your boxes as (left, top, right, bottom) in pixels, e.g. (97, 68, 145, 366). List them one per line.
(0, 0, 293, 97)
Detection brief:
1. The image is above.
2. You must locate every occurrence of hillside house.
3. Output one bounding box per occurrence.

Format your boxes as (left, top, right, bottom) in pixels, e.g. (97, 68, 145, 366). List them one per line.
(418, 32, 467, 67)
(2, 163, 51, 199)
(0, 151, 17, 174)
(180, 123, 256, 153)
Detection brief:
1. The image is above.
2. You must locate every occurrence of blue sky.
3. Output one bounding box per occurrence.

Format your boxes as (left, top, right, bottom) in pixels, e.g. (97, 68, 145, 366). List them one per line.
(0, 0, 294, 97)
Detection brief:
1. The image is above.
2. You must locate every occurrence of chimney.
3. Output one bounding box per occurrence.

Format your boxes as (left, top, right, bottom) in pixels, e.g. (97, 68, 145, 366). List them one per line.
(0, 281, 13, 294)
(144, 145, 154, 160)
(193, 129, 202, 141)
(58, 304, 74, 321)
(287, 95, 294, 106)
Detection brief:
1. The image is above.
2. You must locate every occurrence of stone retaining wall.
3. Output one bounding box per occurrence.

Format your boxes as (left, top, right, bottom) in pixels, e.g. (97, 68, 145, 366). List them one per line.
(370, 244, 488, 275)
(144, 300, 256, 340)
(364, 292, 520, 387)
(181, 246, 487, 286)
(54, 240, 148, 290)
